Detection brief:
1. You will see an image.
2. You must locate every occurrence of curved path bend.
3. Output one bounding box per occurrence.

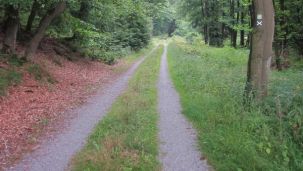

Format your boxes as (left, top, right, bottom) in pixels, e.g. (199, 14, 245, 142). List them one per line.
(7, 49, 156, 171)
(158, 45, 210, 171)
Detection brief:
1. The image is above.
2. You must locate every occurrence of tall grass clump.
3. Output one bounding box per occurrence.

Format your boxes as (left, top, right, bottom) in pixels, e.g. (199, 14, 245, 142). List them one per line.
(167, 38, 303, 171)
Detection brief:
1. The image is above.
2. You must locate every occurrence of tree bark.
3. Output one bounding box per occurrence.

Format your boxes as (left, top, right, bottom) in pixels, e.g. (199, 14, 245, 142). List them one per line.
(78, 0, 91, 21)
(273, 0, 289, 71)
(230, 0, 237, 48)
(245, 0, 275, 100)
(240, 2, 245, 47)
(25, 1, 66, 60)
(2, 5, 19, 54)
(201, 0, 209, 44)
(26, 0, 40, 32)
(234, 0, 240, 48)
(204, 25, 209, 44)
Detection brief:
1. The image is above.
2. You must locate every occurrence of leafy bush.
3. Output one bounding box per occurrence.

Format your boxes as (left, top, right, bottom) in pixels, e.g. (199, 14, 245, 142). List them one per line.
(47, 2, 151, 65)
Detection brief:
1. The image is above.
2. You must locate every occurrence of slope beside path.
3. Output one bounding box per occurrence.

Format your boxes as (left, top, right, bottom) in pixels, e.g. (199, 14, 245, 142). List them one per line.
(6, 48, 156, 171)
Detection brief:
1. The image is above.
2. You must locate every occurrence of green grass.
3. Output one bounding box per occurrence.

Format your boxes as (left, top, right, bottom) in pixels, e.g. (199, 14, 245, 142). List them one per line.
(71, 46, 163, 171)
(0, 54, 24, 95)
(167, 38, 303, 171)
(0, 69, 22, 95)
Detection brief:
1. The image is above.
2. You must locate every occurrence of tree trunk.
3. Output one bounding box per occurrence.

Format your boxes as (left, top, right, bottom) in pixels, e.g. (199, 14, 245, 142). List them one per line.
(231, 30, 237, 48)
(246, 33, 250, 47)
(245, 0, 275, 100)
(202, 0, 209, 44)
(230, 0, 236, 47)
(240, 2, 245, 47)
(234, 0, 240, 48)
(273, 0, 289, 71)
(2, 5, 19, 54)
(26, 0, 40, 32)
(25, 1, 66, 60)
(240, 30, 245, 47)
(78, 0, 91, 21)
(204, 25, 209, 44)
(274, 42, 283, 71)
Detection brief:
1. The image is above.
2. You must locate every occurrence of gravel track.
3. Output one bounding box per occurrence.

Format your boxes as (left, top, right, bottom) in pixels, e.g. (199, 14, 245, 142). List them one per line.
(158, 45, 210, 171)
(6, 49, 155, 171)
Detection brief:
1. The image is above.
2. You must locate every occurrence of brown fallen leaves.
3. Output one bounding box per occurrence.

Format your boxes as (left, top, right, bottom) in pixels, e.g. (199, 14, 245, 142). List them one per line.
(0, 48, 121, 168)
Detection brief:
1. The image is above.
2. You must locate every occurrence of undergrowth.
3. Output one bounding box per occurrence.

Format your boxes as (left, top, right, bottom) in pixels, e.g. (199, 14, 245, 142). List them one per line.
(27, 64, 57, 84)
(0, 54, 24, 95)
(167, 38, 303, 171)
(71, 46, 163, 171)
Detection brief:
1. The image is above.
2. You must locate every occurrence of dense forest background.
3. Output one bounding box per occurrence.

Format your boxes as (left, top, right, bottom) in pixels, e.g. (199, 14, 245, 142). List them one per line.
(0, 0, 180, 64)
(180, 0, 303, 64)
(1, 0, 302, 67)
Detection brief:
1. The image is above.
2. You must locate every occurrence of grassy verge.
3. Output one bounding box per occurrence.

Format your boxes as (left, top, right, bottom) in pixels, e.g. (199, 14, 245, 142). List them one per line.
(167, 38, 303, 171)
(71, 46, 163, 171)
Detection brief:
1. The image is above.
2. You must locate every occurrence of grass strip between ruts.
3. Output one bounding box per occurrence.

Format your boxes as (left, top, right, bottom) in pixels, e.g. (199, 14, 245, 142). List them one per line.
(71, 46, 163, 171)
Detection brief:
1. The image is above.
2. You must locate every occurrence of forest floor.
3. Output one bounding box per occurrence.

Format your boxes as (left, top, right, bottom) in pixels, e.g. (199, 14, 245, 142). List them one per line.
(0, 37, 150, 170)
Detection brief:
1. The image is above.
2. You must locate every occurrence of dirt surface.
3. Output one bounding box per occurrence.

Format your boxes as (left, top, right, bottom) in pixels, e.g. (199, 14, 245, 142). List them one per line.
(5, 51, 149, 171)
(0, 48, 117, 169)
(157, 45, 210, 171)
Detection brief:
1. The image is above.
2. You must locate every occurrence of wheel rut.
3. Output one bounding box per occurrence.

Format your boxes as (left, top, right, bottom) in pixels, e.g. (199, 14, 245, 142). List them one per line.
(157, 45, 210, 171)
(7, 49, 156, 171)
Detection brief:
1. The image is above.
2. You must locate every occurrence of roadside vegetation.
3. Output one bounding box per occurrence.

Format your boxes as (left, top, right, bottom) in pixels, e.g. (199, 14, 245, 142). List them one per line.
(167, 38, 303, 171)
(0, 55, 24, 95)
(71, 46, 163, 171)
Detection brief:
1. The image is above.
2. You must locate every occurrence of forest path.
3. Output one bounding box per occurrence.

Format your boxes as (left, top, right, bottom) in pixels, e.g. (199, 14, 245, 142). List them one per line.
(157, 45, 210, 171)
(7, 49, 156, 171)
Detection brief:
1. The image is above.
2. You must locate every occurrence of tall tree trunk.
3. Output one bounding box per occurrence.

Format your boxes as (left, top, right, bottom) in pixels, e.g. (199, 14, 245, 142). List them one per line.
(2, 5, 19, 54)
(240, 31, 245, 47)
(273, 0, 288, 71)
(240, 2, 245, 47)
(201, 0, 209, 44)
(78, 0, 91, 21)
(204, 25, 209, 44)
(26, 0, 40, 32)
(25, 1, 66, 60)
(246, 32, 251, 48)
(245, 0, 275, 100)
(208, 0, 223, 47)
(240, 15, 245, 46)
(229, 0, 238, 48)
(222, 23, 226, 39)
(230, 0, 236, 47)
(234, 0, 240, 47)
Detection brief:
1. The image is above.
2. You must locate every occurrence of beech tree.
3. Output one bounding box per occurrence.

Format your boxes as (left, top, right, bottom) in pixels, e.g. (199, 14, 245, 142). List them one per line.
(0, 0, 67, 58)
(26, 0, 40, 32)
(0, 0, 33, 54)
(245, 0, 275, 99)
(25, 1, 66, 59)
(2, 5, 20, 54)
